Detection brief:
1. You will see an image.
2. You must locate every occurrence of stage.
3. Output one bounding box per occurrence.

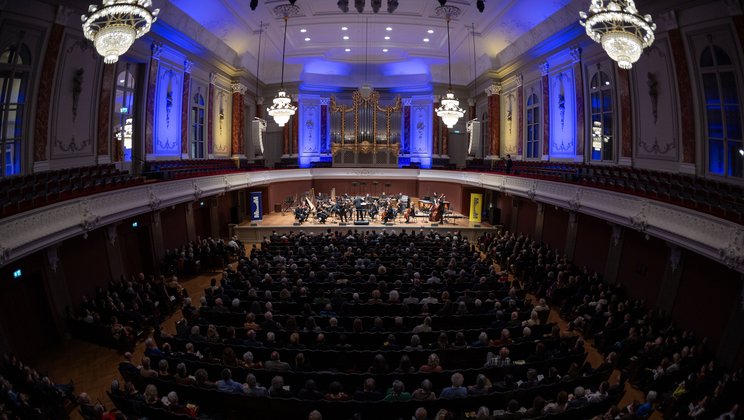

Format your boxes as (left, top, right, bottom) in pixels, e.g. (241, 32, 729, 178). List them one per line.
(233, 209, 498, 243)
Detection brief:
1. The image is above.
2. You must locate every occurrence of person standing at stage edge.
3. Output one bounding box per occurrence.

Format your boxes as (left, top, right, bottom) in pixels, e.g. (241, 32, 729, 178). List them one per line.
(354, 196, 364, 221)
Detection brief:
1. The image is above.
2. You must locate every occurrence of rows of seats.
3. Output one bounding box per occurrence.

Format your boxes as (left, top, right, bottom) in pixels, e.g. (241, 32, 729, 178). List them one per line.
(0, 164, 143, 217)
(465, 159, 744, 223)
(144, 159, 243, 180)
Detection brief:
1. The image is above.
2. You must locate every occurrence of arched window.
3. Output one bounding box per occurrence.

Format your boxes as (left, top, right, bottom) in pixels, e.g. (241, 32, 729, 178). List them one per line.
(113, 65, 137, 162)
(700, 45, 743, 178)
(191, 89, 206, 158)
(0, 43, 31, 176)
(526, 90, 540, 159)
(589, 68, 614, 161)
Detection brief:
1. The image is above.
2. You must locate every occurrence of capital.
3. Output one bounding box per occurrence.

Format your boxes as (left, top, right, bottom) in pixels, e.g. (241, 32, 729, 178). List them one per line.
(184, 59, 194, 74)
(151, 42, 163, 59)
(539, 61, 549, 76)
(570, 47, 582, 63)
(485, 82, 502, 96)
(231, 82, 248, 95)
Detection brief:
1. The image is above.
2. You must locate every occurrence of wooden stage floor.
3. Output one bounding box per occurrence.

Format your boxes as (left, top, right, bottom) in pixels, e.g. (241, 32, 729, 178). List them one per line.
(234, 210, 498, 242)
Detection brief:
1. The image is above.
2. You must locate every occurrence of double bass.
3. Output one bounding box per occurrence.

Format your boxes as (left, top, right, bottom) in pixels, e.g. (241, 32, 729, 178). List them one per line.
(429, 194, 445, 223)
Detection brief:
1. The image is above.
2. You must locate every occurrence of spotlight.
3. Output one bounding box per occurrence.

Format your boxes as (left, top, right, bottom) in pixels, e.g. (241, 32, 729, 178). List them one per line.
(250, 0, 258, 10)
(355, 0, 365, 13)
(387, 0, 398, 13)
(476, 0, 484, 12)
(371, 0, 381, 13)
(337, 0, 349, 12)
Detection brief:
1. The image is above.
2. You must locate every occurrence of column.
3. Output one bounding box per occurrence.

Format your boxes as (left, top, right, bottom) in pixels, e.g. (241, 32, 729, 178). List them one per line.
(207, 73, 216, 158)
(320, 97, 330, 156)
(510, 198, 520, 233)
(618, 67, 633, 166)
(231, 82, 248, 158)
(534, 203, 545, 242)
(717, 277, 744, 367)
(209, 197, 220, 239)
(180, 60, 193, 159)
(432, 99, 440, 157)
(516, 74, 524, 158)
(43, 245, 73, 336)
(292, 95, 299, 158)
(150, 211, 165, 264)
(145, 42, 163, 158)
(185, 202, 197, 242)
(564, 211, 579, 260)
(485, 82, 501, 159)
(96, 65, 115, 164)
(105, 224, 125, 282)
(468, 98, 476, 122)
(604, 225, 624, 284)
(540, 62, 550, 159)
(402, 98, 412, 157)
(665, 12, 696, 173)
(442, 122, 449, 158)
(33, 18, 65, 171)
(571, 47, 585, 161)
(657, 244, 683, 314)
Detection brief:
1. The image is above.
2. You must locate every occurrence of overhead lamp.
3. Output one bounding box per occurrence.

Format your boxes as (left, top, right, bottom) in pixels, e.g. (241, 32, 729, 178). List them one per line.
(81, 0, 159, 64)
(435, 5, 465, 129)
(358, 17, 374, 100)
(267, 4, 299, 127)
(579, 0, 656, 69)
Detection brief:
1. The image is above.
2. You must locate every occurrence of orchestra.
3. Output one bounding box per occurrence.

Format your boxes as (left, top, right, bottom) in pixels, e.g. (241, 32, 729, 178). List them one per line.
(292, 191, 457, 225)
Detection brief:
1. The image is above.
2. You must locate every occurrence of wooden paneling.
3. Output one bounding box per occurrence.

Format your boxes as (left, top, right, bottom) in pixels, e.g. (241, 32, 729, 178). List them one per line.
(516, 200, 537, 237)
(616, 230, 666, 307)
(498, 194, 513, 228)
(542, 206, 568, 250)
(572, 214, 611, 275)
(161, 205, 188, 250)
(60, 230, 111, 305)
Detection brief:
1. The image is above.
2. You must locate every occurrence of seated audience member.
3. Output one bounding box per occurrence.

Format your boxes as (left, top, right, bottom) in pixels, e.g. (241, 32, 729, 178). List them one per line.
(118, 352, 139, 378)
(412, 379, 437, 401)
(395, 355, 415, 374)
(163, 391, 191, 416)
(352, 377, 383, 402)
(496, 399, 524, 420)
(383, 380, 412, 402)
(268, 376, 293, 398)
(157, 359, 171, 380)
(324, 381, 350, 401)
(297, 379, 324, 401)
(243, 373, 267, 397)
(404, 335, 424, 351)
(194, 368, 216, 389)
(519, 369, 540, 389)
(143, 384, 161, 407)
(308, 410, 323, 420)
(216, 368, 245, 394)
(174, 363, 196, 386)
(440, 373, 467, 399)
(635, 390, 657, 417)
(412, 317, 433, 334)
(139, 357, 158, 378)
(587, 381, 610, 403)
(468, 374, 492, 396)
(419, 353, 443, 373)
(566, 386, 589, 409)
(524, 396, 546, 418)
(485, 347, 512, 368)
(264, 351, 290, 371)
(544, 391, 568, 414)
(368, 354, 389, 374)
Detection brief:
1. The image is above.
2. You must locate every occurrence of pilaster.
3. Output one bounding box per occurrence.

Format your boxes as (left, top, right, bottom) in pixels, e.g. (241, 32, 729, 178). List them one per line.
(540, 62, 550, 159)
(145, 42, 163, 156)
(181, 60, 193, 159)
(485, 82, 501, 159)
(604, 224, 625, 284)
(564, 211, 579, 260)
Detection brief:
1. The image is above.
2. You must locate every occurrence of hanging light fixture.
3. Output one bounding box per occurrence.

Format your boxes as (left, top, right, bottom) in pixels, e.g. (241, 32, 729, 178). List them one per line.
(579, 0, 656, 69)
(358, 17, 374, 100)
(268, 4, 299, 127)
(435, 5, 465, 129)
(81, 0, 159, 64)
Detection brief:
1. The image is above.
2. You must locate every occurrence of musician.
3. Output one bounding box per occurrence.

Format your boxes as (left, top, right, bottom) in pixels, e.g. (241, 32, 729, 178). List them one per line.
(383, 205, 396, 224)
(294, 204, 309, 224)
(354, 196, 365, 221)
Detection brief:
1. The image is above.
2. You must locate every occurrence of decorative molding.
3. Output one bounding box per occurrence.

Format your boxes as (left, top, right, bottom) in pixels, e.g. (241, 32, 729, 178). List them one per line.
(152, 211, 161, 227)
(515, 74, 523, 88)
(319, 97, 330, 106)
(231, 82, 248, 95)
(184, 59, 194, 74)
(570, 46, 582, 63)
(46, 246, 60, 272)
(209, 72, 218, 85)
(611, 225, 623, 246)
(655, 10, 678, 32)
(105, 225, 117, 246)
(0, 169, 742, 274)
(669, 245, 682, 272)
(151, 42, 163, 59)
(540, 61, 550, 76)
(485, 83, 502, 96)
(55, 5, 76, 25)
(402, 98, 413, 106)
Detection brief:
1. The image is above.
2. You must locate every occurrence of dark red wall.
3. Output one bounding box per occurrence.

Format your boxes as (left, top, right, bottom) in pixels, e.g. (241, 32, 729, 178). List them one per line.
(672, 251, 740, 351)
(542, 206, 568, 250)
(497, 194, 513, 228)
(616, 230, 666, 307)
(268, 180, 313, 213)
(516, 200, 537, 237)
(572, 214, 611, 275)
(117, 217, 153, 278)
(60, 229, 111, 305)
(161, 205, 188, 251)
(193, 203, 210, 239)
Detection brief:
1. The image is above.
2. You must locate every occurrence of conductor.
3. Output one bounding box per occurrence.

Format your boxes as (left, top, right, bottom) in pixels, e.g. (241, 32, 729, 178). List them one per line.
(354, 196, 365, 221)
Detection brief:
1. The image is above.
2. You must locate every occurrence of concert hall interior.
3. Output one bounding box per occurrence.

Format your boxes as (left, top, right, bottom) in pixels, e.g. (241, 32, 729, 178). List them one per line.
(1, 0, 744, 419)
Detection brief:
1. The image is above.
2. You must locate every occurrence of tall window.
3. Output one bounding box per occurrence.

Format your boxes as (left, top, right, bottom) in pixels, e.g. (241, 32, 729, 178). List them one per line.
(0, 43, 31, 176)
(589, 68, 614, 161)
(113, 64, 137, 162)
(526, 90, 540, 159)
(700, 45, 743, 178)
(191, 90, 205, 158)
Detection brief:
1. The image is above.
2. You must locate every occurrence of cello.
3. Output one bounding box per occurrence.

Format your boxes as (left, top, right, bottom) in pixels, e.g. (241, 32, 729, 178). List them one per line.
(429, 195, 441, 222)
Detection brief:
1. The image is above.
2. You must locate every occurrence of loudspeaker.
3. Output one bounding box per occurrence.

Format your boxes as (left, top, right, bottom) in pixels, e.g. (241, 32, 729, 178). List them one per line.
(354, 220, 370, 225)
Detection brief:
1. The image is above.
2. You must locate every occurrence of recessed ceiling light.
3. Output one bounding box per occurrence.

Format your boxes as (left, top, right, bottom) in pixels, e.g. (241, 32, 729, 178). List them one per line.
(343, 35, 349, 40)
(386, 27, 392, 31)
(304, 37, 311, 42)
(119, 80, 125, 83)
(300, 28, 307, 33)
(427, 29, 434, 34)
(345, 48, 351, 52)
(384, 36, 390, 40)
(382, 48, 388, 52)
(423, 38, 430, 42)
(341, 26, 348, 31)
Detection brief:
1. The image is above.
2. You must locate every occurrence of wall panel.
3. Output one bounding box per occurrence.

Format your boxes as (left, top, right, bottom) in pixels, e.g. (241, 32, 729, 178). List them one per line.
(573, 214, 611, 274)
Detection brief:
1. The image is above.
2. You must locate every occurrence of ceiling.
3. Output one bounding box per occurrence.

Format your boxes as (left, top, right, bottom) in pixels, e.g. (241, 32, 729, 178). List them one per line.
(164, 0, 577, 89)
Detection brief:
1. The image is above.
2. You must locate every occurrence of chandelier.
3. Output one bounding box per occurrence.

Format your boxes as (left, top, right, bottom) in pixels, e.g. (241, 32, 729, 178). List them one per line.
(579, 0, 656, 69)
(81, 0, 159, 64)
(267, 4, 299, 127)
(435, 5, 465, 129)
(358, 18, 374, 100)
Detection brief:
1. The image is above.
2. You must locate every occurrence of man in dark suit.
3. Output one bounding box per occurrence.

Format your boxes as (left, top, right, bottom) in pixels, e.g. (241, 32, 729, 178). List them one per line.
(505, 154, 513, 174)
(354, 196, 365, 220)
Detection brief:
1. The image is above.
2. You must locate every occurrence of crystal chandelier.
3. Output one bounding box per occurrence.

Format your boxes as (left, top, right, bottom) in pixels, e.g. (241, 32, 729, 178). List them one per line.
(267, 4, 299, 127)
(81, 0, 159, 64)
(579, 0, 656, 69)
(435, 6, 465, 129)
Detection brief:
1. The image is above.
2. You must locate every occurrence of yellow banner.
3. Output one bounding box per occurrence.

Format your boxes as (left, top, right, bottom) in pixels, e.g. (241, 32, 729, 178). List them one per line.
(469, 193, 483, 222)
